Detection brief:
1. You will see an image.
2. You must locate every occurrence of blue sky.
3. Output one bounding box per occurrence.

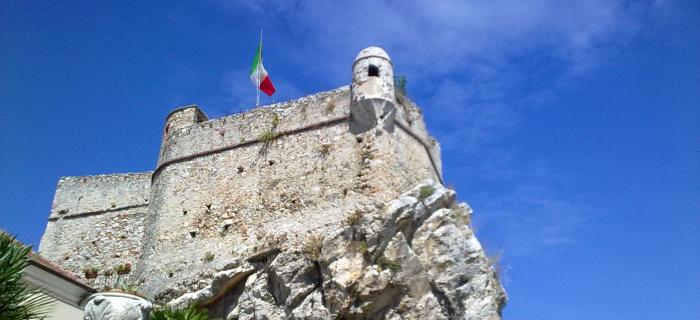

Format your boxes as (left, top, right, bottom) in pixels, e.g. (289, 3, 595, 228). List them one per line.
(1, 1, 698, 319)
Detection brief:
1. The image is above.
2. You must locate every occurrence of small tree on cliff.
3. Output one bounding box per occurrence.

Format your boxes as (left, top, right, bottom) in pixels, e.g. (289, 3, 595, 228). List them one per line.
(0, 232, 54, 320)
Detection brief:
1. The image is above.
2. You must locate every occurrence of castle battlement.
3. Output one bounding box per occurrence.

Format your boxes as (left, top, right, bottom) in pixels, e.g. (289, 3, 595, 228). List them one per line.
(39, 47, 445, 298)
(47, 172, 152, 220)
(155, 86, 440, 182)
(39, 172, 151, 287)
(156, 87, 350, 176)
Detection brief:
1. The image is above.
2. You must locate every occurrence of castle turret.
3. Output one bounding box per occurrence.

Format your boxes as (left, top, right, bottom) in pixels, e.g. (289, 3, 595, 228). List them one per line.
(350, 47, 396, 134)
(162, 105, 208, 142)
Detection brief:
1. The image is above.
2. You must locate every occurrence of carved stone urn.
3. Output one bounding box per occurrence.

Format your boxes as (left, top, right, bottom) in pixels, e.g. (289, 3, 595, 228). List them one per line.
(84, 292, 152, 320)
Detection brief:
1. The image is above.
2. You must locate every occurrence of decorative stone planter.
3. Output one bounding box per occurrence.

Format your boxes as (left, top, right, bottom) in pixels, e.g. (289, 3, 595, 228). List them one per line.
(84, 292, 152, 320)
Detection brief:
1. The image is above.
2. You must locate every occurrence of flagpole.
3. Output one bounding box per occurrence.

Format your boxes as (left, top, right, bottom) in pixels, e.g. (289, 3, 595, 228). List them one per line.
(256, 30, 262, 107)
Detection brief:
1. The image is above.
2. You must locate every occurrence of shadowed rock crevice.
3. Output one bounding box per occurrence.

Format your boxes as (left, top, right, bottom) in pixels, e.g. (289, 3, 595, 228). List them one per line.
(430, 281, 455, 316)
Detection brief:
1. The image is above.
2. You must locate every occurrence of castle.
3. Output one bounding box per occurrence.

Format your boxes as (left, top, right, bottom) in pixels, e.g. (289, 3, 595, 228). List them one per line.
(39, 47, 505, 318)
(40, 47, 441, 294)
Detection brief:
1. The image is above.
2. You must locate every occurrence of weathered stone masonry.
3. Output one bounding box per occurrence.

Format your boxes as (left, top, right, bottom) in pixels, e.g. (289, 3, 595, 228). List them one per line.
(39, 172, 150, 284)
(139, 84, 443, 297)
(39, 47, 447, 299)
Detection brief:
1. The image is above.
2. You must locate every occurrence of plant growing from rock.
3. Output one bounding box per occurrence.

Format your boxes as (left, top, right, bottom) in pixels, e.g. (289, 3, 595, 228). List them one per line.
(487, 251, 504, 277)
(418, 185, 435, 200)
(115, 261, 132, 275)
(361, 148, 375, 160)
(0, 233, 54, 319)
(300, 103, 308, 120)
(325, 101, 336, 114)
(345, 210, 363, 227)
(376, 255, 401, 274)
(117, 283, 142, 296)
(358, 240, 369, 255)
(302, 234, 324, 261)
(83, 266, 99, 278)
(394, 75, 407, 96)
(271, 113, 280, 128)
(203, 251, 215, 262)
(258, 130, 278, 157)
(258, 130, 277, 144)
(319, 143, 332, 157)
(258, 113, 281, 154)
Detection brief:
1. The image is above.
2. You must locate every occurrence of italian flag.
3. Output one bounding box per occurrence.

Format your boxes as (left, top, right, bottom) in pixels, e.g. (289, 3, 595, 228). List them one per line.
(250, 42, 276, 96)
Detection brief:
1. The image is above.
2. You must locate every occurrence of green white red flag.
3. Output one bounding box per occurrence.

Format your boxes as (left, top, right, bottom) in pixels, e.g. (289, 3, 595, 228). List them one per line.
(250, 40, 275, 96)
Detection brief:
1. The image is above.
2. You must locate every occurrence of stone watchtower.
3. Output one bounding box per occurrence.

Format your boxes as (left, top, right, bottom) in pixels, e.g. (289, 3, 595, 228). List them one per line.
(162, 105, 208, 142)
(350, 47, 396, 134)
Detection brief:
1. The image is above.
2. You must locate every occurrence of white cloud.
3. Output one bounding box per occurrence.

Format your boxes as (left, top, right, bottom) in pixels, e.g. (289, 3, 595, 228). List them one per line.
(470, 162, 590, 256)
(214, 0, 663, 143)
(222, 0, 659, 78)
(210, 0, 665, 257)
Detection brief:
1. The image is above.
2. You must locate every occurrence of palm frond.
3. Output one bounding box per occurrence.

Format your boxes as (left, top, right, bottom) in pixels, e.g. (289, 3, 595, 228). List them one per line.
(150, 303, 209, 320)
(0, 232, 55, 320)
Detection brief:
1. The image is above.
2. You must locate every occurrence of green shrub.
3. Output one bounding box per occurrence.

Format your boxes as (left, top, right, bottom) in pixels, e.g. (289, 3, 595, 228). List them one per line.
(377, 255, 401, 274)
(358, 240, 369, 255)
(302, 234, 324, 261)
(271, 113, 280, 127)
(258, 130, 277, 143)
(150, 304, 209, 320)
(115, 262, 132, 275)
(418, 186, 435, 200)
(83, 266, 99, 278)
(344, 210, 363, 226)
(0, 232, 54, 320)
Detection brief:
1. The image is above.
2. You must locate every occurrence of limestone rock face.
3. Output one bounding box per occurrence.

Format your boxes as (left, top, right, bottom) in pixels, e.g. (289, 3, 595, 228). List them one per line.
(165, 182, 506, 319)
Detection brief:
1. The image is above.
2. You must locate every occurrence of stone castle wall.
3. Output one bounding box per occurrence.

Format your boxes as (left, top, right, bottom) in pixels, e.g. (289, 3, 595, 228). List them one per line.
(39, 173, 151, 283)
(36, 47, 507, 318)
(39, 88, 442, 298)
(138, 87, 442, 296)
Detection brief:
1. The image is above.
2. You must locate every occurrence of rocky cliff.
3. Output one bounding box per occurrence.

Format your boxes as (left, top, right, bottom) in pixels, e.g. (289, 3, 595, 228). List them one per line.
(163, 181, 506, 319)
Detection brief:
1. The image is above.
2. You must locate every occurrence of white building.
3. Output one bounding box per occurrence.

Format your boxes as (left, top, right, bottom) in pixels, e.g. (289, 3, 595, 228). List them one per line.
(23, 253, 95, 319)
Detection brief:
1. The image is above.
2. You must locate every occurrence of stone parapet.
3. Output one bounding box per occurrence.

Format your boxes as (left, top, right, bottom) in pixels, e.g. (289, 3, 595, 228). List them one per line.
(48, 172, 151, 219)
(156, 87, 351, 171)
(39, 172, 151, 283)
